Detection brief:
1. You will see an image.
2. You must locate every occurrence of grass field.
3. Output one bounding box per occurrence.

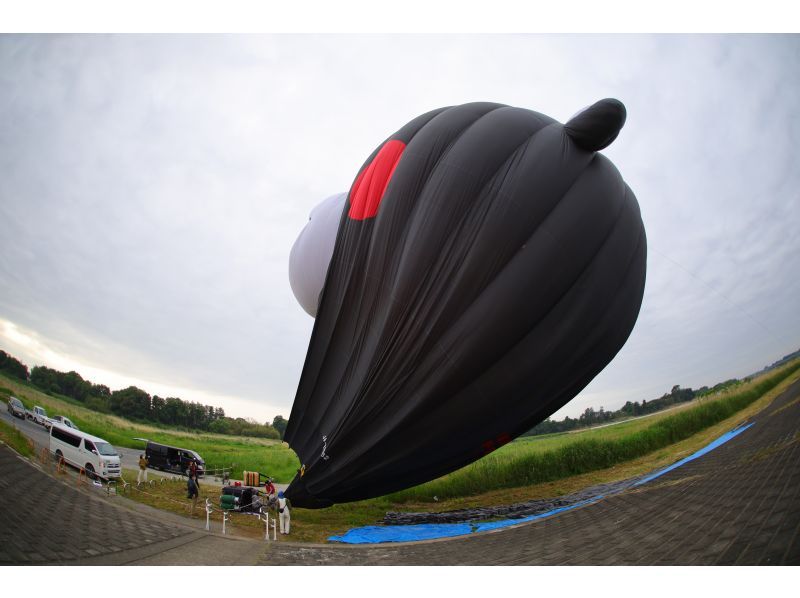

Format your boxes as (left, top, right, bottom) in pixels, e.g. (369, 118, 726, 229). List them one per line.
(387, 359, 800, 502)
(0, 376, 300, 482)
(0, 418, 34, 457)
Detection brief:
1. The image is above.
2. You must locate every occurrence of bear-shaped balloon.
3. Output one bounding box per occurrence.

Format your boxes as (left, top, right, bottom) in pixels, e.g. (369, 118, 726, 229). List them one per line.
(285, 99, 646, 508)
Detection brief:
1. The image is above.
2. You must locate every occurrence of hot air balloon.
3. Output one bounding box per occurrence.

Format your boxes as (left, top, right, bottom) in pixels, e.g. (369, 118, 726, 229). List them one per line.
(285, 99, 647, 508)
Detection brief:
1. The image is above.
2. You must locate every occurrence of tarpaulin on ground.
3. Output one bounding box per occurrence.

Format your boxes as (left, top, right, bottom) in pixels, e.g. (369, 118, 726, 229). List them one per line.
(328, 523, 474, 544)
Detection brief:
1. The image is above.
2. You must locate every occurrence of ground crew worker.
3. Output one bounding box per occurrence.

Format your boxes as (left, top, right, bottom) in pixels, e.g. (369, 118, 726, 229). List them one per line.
(277, 491, 290, 535)
(264, 477, 276, 498)
(187, 472, 201, 517)
(137, 454, 148, 484)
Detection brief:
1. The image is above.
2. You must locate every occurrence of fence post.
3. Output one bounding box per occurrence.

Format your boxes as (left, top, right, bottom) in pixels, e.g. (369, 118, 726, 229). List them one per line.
(222, 509, 229, 535)
(205, 498, 213, 531)
(259, 508, 270, 541)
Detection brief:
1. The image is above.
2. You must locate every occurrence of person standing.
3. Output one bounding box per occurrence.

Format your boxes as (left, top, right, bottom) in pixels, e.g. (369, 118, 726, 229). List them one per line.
(137, 454, 148, 484)
(277, 491, 291, 535)
(187, 472, 201, 517)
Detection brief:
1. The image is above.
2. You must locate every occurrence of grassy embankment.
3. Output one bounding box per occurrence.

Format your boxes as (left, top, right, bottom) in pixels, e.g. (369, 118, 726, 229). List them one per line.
(0, 418, 35, 457)
(388, 359, 800, 502)
(0, 376, 300, 482)
(102, 358, 800, 543)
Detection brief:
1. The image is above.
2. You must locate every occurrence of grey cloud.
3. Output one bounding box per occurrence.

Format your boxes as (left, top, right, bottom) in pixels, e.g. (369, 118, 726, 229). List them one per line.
(1, 34, 799, 423)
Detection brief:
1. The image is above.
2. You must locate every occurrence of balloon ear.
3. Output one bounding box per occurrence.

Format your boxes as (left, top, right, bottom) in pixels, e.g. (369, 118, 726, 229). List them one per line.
(565, 98, 626, 151)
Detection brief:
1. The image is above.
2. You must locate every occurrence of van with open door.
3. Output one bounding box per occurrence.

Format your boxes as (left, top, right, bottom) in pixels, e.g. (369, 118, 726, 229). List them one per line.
(144, 440, 204, 477)
(49, 423, 121, 480)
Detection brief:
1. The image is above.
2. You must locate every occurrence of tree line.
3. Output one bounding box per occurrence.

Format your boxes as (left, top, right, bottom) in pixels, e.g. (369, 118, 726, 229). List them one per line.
(524, 383, 708, 437)
(0, 349, 287, 439)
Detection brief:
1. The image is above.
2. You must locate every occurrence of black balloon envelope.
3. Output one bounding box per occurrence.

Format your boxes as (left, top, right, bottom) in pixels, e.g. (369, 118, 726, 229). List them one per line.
(285, 99, 647, 508)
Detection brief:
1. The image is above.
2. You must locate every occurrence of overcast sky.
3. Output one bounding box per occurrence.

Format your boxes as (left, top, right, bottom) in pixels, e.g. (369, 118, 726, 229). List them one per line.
(1, 34, 798, 424)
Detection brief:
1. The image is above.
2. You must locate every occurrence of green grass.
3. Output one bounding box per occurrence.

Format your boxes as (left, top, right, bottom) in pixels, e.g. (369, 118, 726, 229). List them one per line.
(388, 359, 800, 502)
(116, 467, 392, 543)
(0, 375, 300, 482)
(0, 418, 35, 457)
(512, 400, 703, 452)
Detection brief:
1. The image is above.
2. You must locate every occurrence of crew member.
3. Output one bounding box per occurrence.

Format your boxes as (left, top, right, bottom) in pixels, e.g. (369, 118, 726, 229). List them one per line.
(137, 454, 149, 484)
(277, 491, 291, 535)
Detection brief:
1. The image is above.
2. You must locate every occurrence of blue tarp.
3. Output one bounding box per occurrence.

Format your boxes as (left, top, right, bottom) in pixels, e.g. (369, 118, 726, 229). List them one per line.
(472, 496, 603, 533)
(329, 496, 606, 544)
(329, 523, 474, 544)
(328, 421, 754, 544)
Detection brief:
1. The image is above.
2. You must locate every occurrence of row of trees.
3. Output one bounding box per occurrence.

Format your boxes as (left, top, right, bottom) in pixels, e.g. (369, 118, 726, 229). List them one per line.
(524, 384, 700, 436)
(0, 350, 29, 382)
(1, 350, 287, 439)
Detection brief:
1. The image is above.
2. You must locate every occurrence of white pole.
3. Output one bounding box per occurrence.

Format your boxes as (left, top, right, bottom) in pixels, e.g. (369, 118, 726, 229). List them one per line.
(272, 518, 277, 541)
(205, 498, 212, 531)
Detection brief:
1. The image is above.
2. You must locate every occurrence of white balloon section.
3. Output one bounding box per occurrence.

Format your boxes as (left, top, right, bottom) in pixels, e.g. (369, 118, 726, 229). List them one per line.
(288, 193, 347, 317)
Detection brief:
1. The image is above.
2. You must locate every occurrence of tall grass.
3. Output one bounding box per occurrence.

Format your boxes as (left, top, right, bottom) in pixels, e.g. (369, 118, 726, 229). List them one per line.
(0, 419, 35, 457)
(389, 360, 800, 502)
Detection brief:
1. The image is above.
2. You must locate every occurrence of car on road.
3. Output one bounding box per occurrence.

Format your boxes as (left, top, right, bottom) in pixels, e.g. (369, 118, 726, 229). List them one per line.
(27, 405, 49, 426)
(50, 423, 121, 480)
(50, 415, 79, 430)
(144, 440, 205, 477)
(6, 396, 26, 419)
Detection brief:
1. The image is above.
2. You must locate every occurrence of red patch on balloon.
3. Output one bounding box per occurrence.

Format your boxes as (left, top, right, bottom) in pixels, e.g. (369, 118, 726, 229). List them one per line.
(481, 433, 512, 455)
(348, 139, 406, 220)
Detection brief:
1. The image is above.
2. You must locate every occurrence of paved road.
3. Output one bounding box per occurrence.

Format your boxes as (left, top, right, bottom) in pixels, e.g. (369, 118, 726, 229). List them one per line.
(1, 378, 798, 565)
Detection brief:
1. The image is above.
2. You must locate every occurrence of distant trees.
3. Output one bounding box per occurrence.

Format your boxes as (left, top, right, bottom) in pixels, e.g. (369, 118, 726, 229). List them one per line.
(30, 365, 112, 404)
(524, 384, 699, 437)
(0, 349, 279, 439)
(0, 350, 30, 381)
(271, 415, 288, 439)
(209, 417, 280, 439)
(109, 386, 151, 420)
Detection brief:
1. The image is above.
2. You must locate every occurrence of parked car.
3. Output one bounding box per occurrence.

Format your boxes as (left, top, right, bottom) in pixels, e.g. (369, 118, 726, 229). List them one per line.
(50, 415, 79, 430)
(27, 405, 49, 426)
(6, 396, 26, 419)
(144, 440, 205, 477)
(49, 423, 121, 480)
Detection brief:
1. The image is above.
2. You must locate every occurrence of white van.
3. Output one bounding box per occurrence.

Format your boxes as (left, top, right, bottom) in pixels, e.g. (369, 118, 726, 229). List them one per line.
(49, 423, 121, 480)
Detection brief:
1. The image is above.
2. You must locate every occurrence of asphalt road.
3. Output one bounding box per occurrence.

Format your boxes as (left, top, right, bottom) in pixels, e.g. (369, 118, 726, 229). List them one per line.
(2, 378, 799, 565)
(0, 406, 175, 478)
